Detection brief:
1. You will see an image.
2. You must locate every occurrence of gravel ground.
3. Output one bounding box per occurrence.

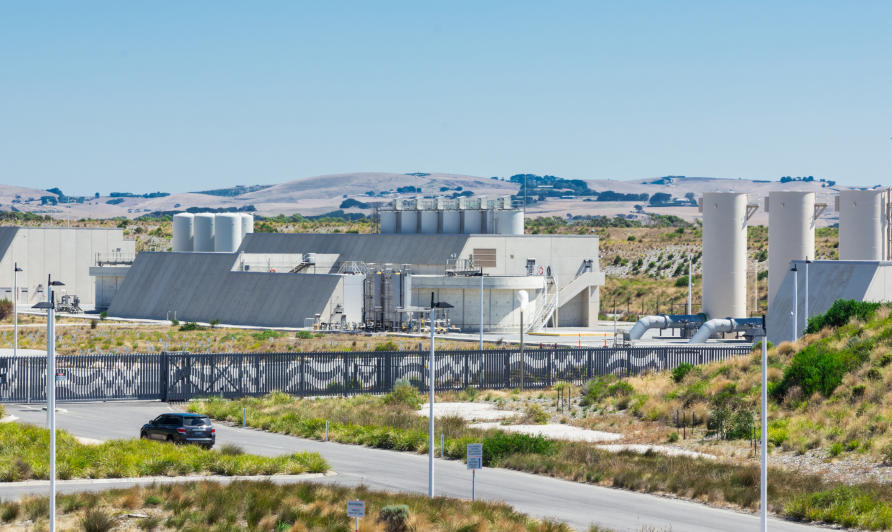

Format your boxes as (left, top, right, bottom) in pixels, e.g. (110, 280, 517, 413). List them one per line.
(417, 402, 516, 421)
(771, 449, 892, 484)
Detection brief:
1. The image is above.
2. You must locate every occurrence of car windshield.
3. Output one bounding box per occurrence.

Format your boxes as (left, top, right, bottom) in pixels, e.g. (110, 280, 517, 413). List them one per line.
(182, 417, 210, 426)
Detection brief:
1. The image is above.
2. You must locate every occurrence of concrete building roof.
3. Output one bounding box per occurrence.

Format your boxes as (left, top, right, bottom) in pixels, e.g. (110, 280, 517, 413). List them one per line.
(240, 233, 471, 265)
(107, 252, 341, 327)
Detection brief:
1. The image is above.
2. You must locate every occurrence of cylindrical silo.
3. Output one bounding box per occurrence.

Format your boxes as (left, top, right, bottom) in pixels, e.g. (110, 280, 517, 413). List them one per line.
(497, 209, 524, 235)
(838, 189, 888, 260)
(193, 213, 216, 252)
(398, 210, 418, 234)
(701, 192, 748, 319)
(767, 191, 815, 307)
(420, 209, 438, 234)
(462, 209, 482, 234)
(172, 213, 194, 252)
(440, 209, 460, 233)
(240, 213, 254, 239)
(214, 213, 242, 252)
(379, 209, 397, 233)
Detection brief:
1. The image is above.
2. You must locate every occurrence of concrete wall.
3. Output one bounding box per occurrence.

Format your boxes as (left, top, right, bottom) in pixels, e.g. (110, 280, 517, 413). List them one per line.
(0, 228, 134, 309)
(767, 260, 891, 344)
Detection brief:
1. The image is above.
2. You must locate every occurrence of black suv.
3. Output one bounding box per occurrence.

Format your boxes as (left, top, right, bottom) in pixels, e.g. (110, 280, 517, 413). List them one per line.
(140, 413, 216, 449)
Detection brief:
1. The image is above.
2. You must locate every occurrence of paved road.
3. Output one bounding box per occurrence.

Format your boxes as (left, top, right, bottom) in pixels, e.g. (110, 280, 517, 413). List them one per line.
(2, 402, 826, 532)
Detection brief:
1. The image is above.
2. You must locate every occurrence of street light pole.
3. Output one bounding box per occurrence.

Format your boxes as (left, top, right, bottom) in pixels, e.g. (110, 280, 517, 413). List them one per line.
(479, 268, 484, 352)
(13, 263, 20, 359)
(34, 275, 63, 532)
(804, 258, 812, 333)
(760, 315, 768, 532)
(791, 264, 799, 342)
(687, 254, 692, 315)
(428, 305, 435, 499)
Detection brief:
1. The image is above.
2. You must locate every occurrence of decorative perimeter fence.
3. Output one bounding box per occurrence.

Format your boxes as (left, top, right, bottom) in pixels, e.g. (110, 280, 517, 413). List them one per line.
(0, 345, 752, 403)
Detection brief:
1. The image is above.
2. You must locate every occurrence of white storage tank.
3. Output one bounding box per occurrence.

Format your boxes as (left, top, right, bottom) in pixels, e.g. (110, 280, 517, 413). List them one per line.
(767, 191, 815, 307)
(214, 213, 242, 252)
(193, 213, 216, 252)
(420, 209, 438, 234)
(838, 189, 890, 260)
(398, 210, 418, 234)
(701, 192, 749, 319)
(379, 209, 397, 234)
(172, 213, 194, 252)
(497, 209, 524, 235)
(240, 213, 254, 239)
(462, 208, 482, 234)
(440, 210, 460, 233)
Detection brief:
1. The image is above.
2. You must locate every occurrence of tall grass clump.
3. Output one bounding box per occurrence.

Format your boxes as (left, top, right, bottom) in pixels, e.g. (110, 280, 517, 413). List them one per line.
(0, 422, 327, 481)
(1, 481, 571, 531)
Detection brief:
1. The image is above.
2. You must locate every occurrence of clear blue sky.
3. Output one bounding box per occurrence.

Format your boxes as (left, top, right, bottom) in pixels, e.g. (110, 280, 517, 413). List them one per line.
(1, 1, 890, 194)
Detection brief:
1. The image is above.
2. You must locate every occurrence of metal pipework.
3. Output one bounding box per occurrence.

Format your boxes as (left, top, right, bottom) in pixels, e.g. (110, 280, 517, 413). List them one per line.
(628, 314, 706, 340)
(688, 317, 764, 343)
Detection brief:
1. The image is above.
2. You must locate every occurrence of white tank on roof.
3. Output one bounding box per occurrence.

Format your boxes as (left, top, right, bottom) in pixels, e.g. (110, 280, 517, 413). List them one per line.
(214, 213, 242, 252)
(193, 213, 216, 252)
(172, 213, 194, 252)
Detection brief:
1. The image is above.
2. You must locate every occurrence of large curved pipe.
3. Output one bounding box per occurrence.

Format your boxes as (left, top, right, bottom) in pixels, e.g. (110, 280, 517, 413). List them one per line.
(629, 314, 706, 340)
(689, 317, 763, 343)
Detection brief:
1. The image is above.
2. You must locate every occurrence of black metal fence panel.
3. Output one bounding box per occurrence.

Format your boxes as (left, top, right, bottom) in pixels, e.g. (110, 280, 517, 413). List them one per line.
(0, 345, 752, 403)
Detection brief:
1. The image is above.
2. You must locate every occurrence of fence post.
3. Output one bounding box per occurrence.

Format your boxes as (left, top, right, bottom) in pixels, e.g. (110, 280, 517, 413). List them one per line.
(587, 349, 592, 380)
(300, 355, 306, 396)
(548, 350, 553, 387)
(159, 351, 169, 402)
(342, 354, 349, 396)
(463, 351, 469, 389)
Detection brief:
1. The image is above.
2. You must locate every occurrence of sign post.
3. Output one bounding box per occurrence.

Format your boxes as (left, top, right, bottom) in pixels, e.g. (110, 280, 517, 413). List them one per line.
(346, 500, 365, 532)
(467, 443, 483, 501)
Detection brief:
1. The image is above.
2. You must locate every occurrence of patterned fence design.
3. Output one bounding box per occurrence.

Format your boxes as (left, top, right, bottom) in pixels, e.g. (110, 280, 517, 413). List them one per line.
(0, 345, 752, 403)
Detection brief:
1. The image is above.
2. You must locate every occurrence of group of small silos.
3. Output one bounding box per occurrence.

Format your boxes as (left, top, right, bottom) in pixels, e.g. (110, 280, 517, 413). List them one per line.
(172, 212, 255, 253)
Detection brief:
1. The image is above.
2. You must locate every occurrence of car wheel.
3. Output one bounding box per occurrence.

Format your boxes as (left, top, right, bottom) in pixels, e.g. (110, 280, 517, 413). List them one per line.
(140, 431, 148, 439)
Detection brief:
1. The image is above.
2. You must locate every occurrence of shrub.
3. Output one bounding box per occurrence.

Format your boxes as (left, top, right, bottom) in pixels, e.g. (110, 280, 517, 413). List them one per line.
(522, 403, 549, 424)
(674, 276, 689, 287)
(179, 322, 203, 331)
(219, 443, 245, 456)
(482, 432, 554, 463)
(671, 363, 696, 383)
(774, 341, 871, 399)
(90, 319, 98, 330)
(375, 340, 399, 352)
(170, 318, 179, 326)
(828, 442, 844, 457)
(667, 432, 679, 443)
(383, 383, 422, 409)
(99, 310, 108, 321)
(295, 330, 313, 339)
(0, 299, 12, 321)
(607, 382, 634, 397)
(805, 299, 882, 334)
(209, 319, 220, 328)
(253, 330, 281, 341)
(81, 508, 116, 532)
(377, 504, 410, 532)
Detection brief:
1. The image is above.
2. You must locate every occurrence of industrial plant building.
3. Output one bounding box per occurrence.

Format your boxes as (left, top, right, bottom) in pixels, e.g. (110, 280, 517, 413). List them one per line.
(103, 231, 605, 332)
(0, 227, 134, 310)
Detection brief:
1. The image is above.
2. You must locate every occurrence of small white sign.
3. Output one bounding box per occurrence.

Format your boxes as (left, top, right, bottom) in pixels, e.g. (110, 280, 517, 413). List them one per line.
(467, 456, 482, 470)
(55, 371, 66, 383)
(346, 500, 365, 518)
(467, 443, 482, 459)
